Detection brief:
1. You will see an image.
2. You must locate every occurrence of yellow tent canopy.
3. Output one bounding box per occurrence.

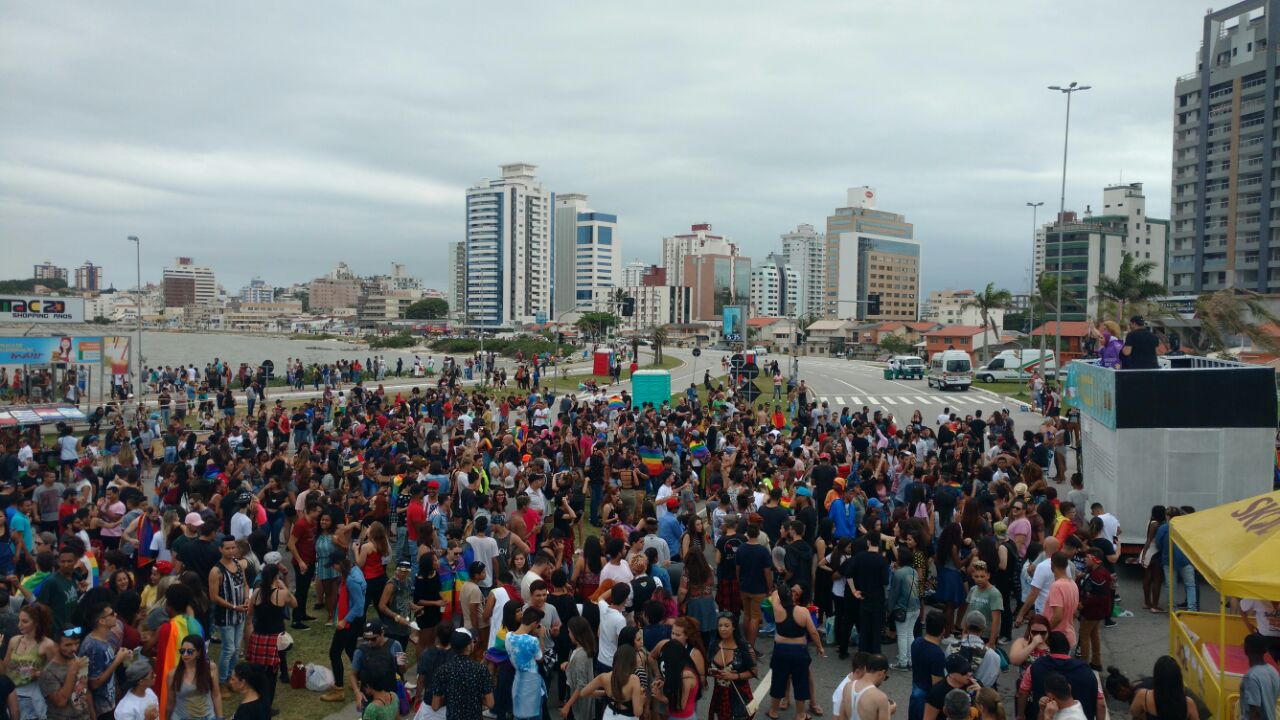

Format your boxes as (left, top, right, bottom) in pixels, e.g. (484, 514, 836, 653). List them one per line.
(1169, 489, 1280, 599)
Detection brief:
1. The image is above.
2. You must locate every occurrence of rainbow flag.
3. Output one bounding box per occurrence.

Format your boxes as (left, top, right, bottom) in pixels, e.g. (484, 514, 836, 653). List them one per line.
(638, 446, 664, 475)
(154, 614, 203, 713)
(608, 395, 625, 411)
(689, 440, 710, 462)
(514, 425, 527, 448)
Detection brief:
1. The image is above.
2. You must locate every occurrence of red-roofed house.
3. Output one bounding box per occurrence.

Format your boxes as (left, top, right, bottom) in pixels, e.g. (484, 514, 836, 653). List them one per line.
(923, 325, 1004, 364)
(1029, 321, 1092, 363)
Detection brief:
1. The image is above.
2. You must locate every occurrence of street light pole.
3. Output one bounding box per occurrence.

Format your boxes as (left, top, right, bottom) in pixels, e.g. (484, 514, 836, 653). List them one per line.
(1048, 82, 1090, 368)
(1026, 201, 1044, 334)
(127, 236, 142, 397)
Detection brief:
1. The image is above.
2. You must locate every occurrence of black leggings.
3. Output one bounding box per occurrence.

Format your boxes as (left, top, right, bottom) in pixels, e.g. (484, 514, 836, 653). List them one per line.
(329, 616, 365, 687)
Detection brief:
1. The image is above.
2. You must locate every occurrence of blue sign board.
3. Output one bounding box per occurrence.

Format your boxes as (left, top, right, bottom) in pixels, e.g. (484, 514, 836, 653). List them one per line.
(1068, 360, 1116, 430)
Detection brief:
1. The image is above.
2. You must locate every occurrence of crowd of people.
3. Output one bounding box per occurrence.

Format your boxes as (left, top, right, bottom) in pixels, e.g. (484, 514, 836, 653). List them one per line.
(0, 340, 1276, 720)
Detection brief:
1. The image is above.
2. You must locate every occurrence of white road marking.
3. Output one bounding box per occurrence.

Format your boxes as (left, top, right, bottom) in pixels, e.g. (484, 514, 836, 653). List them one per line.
(835, 397, 846, 405)
(851, 397, 862, 405)
(915, 396, 933, 404)
(882, 396, 898, 404)
(865, 395, 879, 404)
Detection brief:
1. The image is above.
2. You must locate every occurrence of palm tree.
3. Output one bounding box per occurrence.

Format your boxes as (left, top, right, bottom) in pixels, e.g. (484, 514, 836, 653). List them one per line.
(1093, 253, 1167, 325)
(1193, 289, 1280, 355)
(963, 282, 1014, 363)
(650, 325, 667, 363)
(1030, 271, 1080, 366)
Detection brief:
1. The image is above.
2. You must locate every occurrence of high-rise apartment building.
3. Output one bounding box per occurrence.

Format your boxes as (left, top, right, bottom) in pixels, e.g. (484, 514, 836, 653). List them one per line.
(553, 193, 620, 317)
(781, 224, 826, 317)
(623, 259, 649, 288)
(33, 260, 68, 284)
(163, 257, 217, 308)
(824, 187, 921, 321)
(464, 163, 553, 327)
(1170, 0, 1279, 293)
(239, 278, 275, 303)
(661, 224, 737, 288)
(750, 253, 798, 317)
(447, 241, 467, 322)
(683, 253, 752, 322)
(74, 262, 103, 292)
(1042, 183, 1170, 321)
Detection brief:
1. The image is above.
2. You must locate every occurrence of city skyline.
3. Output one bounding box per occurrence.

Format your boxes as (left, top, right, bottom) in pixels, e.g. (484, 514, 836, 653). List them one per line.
(2, 2, 1207, 294)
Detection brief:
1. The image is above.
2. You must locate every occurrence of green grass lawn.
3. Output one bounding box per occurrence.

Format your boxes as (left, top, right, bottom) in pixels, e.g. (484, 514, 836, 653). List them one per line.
(539, 353, 684, 395)
(217, 615, 347, 720)
(976, 379, 1033, 403)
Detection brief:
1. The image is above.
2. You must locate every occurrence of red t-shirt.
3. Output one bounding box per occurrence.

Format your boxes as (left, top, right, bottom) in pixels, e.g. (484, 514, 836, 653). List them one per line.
(292, 516, 317, 564)
(406, 500, 427, 542)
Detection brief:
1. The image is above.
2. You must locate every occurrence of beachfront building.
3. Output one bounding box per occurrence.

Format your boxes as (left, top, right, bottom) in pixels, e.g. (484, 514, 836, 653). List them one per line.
(781, 223, 826, 317)
(464, 163, 553, 327)
(552, 193, 620, 319)
(163, 257, 218, 308)
(74, 262, 103, 292)
(750, 253, 798, 318)
(825, 187, 922, 322)
(447, 241, 467, 322)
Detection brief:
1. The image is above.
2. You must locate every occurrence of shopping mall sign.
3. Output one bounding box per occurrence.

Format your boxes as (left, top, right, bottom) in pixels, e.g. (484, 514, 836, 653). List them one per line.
(0, 295, 85, 323)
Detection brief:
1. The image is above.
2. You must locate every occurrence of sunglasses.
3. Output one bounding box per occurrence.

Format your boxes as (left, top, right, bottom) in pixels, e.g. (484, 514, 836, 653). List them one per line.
(1030, 629, 1048, 636)
(63, 626, 84, 638)
(179, 648, 197, 655)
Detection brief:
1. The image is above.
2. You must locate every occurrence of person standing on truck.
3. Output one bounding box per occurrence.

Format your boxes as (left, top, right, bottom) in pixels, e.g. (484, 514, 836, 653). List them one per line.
(1120, 316, 1160, 369)
(1096, 322, 1124, 369)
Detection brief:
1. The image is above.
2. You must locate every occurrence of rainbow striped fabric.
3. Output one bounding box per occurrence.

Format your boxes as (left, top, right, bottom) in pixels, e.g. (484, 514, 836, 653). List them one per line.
(608, 395, 625, 411)
(155, 614, 203, 712)
(689, 440, 711, 462)
(637, 446, 664, 475)
(514, 425, 527, 448)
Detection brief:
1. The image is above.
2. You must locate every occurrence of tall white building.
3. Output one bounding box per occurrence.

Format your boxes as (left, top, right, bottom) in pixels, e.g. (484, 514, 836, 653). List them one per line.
(239, 278, 275, 303)
(750, 253, 798, 317)
(661, 223, 738, 287)
(447, 241, 467, 322)
(781, 224, 825, 317)
(464, 163, 553, 327)
(922, 289, 1006, 327)
(623, 259, 648, 288)
(553, 193, 620, 318)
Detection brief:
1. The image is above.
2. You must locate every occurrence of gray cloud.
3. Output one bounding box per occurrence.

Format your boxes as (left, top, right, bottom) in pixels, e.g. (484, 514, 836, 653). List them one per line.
(0, 1, 1203, 295)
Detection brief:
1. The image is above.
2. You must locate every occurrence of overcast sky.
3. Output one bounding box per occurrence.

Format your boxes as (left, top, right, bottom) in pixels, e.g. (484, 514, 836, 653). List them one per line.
(1, 2, 1213, 297)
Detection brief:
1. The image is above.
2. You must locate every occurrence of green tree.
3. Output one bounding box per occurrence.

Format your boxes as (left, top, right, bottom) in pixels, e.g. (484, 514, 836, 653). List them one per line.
(575, 311, 620, 341)
(962, 282, 1014, 363)
(879, 333, 914, 356)
(650, 325, 667, 363)
(1031, 271, 1080, 367)
(1193, 289, 1280, 354)
(1093, 253, 1167, 325)
(405, 297, 449, 320)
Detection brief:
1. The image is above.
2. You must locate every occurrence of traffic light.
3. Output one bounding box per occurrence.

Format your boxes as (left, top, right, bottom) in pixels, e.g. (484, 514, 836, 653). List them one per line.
(621, 297, 635, 317)
(867, 293, 881, 316)
(556, 332, 564, 345)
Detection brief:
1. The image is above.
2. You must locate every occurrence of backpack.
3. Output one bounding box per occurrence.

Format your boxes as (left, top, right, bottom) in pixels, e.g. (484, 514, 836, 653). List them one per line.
(948, 640, 987, 680)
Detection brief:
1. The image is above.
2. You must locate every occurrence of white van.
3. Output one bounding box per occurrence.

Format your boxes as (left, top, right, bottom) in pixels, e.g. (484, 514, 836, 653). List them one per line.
(976, 349, 1056, 383)
(927, 350, 972, 391)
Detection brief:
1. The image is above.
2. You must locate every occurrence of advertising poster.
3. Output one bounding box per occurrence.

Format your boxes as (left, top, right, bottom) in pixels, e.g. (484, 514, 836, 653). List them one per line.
(722, 305, 744, 343)
(0, 335, 129, 370)
(0, 295, 85, 323)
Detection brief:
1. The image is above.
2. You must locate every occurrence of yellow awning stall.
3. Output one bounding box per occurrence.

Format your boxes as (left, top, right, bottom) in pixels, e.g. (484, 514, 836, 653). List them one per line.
(1169, 490, 1280, 720)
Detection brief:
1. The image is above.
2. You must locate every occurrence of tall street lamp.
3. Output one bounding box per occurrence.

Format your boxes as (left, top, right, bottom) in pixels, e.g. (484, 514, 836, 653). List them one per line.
(1048, 82, 1090, 368)
(127, 236, 142, 397)
(1026, 201, 1044, 334)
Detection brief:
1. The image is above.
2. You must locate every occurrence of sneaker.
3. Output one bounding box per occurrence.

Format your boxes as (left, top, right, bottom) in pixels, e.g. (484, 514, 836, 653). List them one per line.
(997, 637, 1011, 646)
(890, 662, 911, 671)
(299, 614, 318, 622)
(321, 689, 347, 703)
(1103, 619, 1117, 628)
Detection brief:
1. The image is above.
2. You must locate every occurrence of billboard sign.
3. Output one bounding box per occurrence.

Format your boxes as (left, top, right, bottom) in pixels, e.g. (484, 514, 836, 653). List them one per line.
(1068, 359, 1116, 430)
(0, 295, 85, 323)
(722, 305, 744, 343)
(0, 336, 130, 373)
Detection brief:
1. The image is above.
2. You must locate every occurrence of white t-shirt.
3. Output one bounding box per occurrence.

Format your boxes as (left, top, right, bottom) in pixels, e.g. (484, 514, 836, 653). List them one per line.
(1241, 599, 1280, 637)
(936, 412, 950, 426)
(114, 689, 159, 720)
(1094, 512, 1120, 545)
(1049, 701, 1087, 720)
(1030, 558, 1075, 614)
(831, 675, 853, 719)
(230, 511, 253, 541)
(467, 535, 499, 588)
(597, 601, 627, 666)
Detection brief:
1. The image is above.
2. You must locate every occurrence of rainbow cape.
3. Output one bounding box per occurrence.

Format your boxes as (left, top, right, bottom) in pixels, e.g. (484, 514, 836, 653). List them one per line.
(154, 614, 204, 714)
(608, 396, 625, 411)
(689, 440, 711, 462)
(638, 446, 664, 475)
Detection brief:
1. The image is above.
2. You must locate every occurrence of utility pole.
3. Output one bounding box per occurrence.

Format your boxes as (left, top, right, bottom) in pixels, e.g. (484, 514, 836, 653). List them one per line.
(128, 236, 142, 399)
(1048, 82, 1090, 369)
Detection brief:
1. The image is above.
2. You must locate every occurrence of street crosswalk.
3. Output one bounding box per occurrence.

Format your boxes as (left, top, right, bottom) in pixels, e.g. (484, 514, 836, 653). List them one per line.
(816, 392, 1020, 408)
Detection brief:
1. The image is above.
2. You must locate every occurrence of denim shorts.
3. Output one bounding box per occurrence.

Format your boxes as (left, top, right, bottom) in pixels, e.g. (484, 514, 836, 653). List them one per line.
(769, 643, 812, 701)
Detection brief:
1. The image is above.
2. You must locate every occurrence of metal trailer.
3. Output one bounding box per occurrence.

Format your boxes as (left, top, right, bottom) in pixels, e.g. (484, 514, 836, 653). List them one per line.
(1067, 355, 1277, 555)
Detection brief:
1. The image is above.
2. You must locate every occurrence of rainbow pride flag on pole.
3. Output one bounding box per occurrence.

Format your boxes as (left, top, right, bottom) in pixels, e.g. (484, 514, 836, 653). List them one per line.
(608, 395, 625, 411)
(689, 439, 711, 462)
(638, 446, 664, 475)
(154, 614, 204, 713)
(514, 424, 527, 448)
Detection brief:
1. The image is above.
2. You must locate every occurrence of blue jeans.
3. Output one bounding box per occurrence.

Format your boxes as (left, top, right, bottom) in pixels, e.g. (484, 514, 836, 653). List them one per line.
(590, 484, 603, 525)
(216, 620, 244, 681)
(1166, 564, 1198, 611)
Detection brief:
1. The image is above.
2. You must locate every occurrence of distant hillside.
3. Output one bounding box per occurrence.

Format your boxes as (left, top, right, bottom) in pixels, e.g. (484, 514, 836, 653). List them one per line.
(0, 277, 69, 293)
